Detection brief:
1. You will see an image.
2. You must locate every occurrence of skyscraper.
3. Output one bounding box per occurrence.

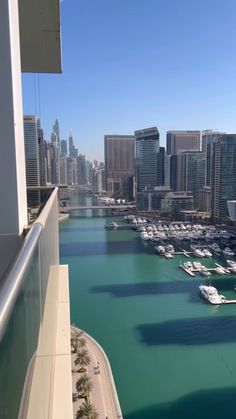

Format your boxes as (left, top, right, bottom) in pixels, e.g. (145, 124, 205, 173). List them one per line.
(104, 134, 135, 197)
(60, 139, 68, 156)
(53, 118, 60, 141)
(202, 130, 226, 187)
(182, 151, 206, 209)
(166, 131, 201, 155)
(77, 154, 87, 185)
(135, 127, 160, 210)
(23, 115, 40, 188)
(211, 134, 236, 222)
(68, 132, 78, 158)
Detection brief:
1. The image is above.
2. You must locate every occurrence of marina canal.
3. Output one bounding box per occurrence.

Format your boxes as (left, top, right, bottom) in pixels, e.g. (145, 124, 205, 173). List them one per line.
(60, 194, 236, 419)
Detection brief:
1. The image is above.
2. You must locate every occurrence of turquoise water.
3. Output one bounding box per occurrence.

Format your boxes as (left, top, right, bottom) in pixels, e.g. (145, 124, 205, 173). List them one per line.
(60, 199, 236, 418)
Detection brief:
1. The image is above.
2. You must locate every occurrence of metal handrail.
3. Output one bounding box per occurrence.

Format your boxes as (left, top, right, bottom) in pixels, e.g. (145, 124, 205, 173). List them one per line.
(0, 187, 58, 342)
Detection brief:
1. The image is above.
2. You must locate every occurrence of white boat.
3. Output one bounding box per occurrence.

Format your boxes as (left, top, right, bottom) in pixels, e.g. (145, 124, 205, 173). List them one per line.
(165, 244, 175, 254)
(209, 243, 222, 254)
(201, 267, 211, 276)
(215, 266, 226, 275)
(193, 248, 205, 258)
(199, 285, 226, 305)
(227, 260, 236, 267)
(203, 249, 212, 258)
(155, 245, 165, 255)
(105, 222, 118, 229)
(184, 261, 193, 270)
(193, 261, 202, 270)
(164, 252, 174, 259)
(223, 247, 235, 257)
(230, 266, 236, 273)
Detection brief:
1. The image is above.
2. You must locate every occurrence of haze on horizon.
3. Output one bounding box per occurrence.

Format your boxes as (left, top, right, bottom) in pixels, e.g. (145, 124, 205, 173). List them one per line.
(22, 0, 236, 161)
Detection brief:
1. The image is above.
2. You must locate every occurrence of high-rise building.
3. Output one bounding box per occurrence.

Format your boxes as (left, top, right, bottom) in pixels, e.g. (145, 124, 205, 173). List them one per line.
(53, 118, 60, 141)
(202, 130, 226, 187)
(38, 126, 47, 186)
(68, 132, 78, 158)
(66, 157, 77, 185)
(60, 139, 67, 156)
(104, 134, 135, 197)
(77, 154, 87, 185)
(157, 146, 165, 186)
(23, 115, 40, 188)
(182, 151, 206, 209)
(166, 131, 201, 155)
(135, 127, 160, 210)
(46, 142, 60, 185)
(60, 155, 67, 184)
(211, 134, 236, 222)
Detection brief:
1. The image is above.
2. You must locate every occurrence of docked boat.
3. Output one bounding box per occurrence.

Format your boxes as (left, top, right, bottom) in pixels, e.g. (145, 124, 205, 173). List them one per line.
(184, 261, 193, 270)
(193, 248, 205, 258)
(201, 266, 211, 276)
(203, 249, 212, 258)
(155, 245, 165, 255)
(105, 222, 118, 229)
(215, 266, 226, 275)
(165, 244, 175, 254)
(164, 252, 174, 259)
(227, 260, 236, 267)
(209, 243, 222, 254)
(199, 285, 226, 305)
(193, 261, 202, 270)
(223, 247, 235, 257)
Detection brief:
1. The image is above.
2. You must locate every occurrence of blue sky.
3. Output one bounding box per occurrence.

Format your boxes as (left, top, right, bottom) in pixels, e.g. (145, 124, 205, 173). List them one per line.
(22, 0, 236, 161)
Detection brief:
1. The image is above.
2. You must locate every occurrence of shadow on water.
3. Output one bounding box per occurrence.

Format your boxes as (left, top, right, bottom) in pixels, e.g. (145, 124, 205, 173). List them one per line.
(90, 280, 202, 298)
(136, 315, 236, 346)
(60, 238, 146, 257)
(125, 387, 236, 419)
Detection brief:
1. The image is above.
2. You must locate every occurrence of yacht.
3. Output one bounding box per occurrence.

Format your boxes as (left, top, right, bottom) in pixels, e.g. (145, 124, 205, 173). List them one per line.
(193, 261, 203, 270)
(164, 252, 174, 259)
(184, 261, 193, 270)
(140, 232, 149, 240)
(155, 245, 165, 255)
(227, 260, 236, 267)
(192, 247, 205, 258)
(203, 249, 212, 258)
(165, 244, 175, 254)
(105, 221, 118, 229)
(209, 243, 222, 254)
(199, 285, 226, 305)
(215, 266, 225, 275)
(223, 247, 235, 257)
(201, 266, 211, 276)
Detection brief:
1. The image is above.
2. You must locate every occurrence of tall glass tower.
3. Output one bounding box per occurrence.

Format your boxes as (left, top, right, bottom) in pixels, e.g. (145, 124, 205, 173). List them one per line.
(135, 127, 159, 209)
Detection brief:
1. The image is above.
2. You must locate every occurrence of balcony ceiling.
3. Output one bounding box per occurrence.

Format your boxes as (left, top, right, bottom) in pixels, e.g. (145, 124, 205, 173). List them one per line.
(18, 0, 62, 73)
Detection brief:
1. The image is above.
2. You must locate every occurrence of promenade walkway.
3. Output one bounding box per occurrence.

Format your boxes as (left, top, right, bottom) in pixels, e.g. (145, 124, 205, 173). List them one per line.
(71, 326, 123, 419)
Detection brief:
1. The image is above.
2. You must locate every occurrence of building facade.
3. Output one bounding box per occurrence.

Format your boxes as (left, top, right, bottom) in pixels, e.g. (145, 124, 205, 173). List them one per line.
(104, 134, 135, 197)
(135, 127, 159, 209)
(211, 134, 236, 222)
(166, 130, 201, 155)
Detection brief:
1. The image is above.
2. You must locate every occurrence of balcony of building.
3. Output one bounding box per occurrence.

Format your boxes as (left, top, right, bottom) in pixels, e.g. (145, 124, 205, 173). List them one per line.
(0, 188, 72, 419)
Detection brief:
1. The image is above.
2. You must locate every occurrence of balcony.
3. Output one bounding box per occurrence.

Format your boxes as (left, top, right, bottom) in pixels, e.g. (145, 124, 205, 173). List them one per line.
(0, 188, 72, 419)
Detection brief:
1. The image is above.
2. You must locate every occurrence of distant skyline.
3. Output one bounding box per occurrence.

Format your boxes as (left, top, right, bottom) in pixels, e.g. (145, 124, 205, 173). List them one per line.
(22, 0, 236, 161)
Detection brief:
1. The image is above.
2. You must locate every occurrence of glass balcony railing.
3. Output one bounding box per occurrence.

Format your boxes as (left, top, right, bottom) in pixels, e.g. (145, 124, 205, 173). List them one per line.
(0, 188, 59, 419)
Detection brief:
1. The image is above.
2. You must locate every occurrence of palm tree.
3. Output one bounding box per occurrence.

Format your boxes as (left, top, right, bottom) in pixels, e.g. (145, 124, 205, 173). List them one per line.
(75, 400, 99, 419)
(77, 337, 86, 349)
(71, 330, 83, 353)
(74, 349, 91, 372)
(76, 373, 93, 399)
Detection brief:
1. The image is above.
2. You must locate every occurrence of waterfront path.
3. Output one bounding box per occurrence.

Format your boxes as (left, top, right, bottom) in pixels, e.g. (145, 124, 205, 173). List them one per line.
(71, 326, 123, 419)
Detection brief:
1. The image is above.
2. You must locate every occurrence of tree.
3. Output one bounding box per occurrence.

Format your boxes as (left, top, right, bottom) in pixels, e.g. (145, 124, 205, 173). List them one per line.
(76, 373, 93, 399)
(75, 400, 99, 419)
(71, 330, 84, 353)
(74, 349, 91, 372)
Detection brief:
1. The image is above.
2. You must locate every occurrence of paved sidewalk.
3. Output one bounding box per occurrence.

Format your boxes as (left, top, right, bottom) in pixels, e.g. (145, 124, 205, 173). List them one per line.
(71, 327, 123, 419)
